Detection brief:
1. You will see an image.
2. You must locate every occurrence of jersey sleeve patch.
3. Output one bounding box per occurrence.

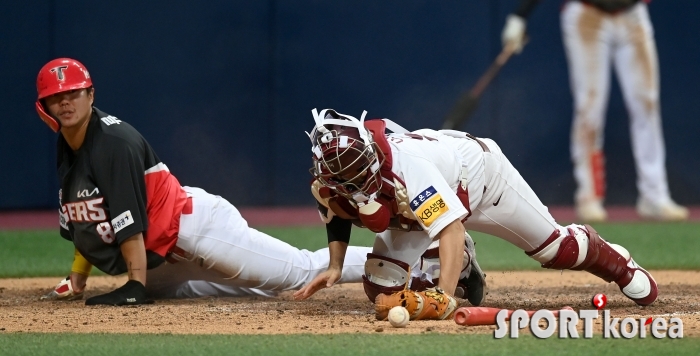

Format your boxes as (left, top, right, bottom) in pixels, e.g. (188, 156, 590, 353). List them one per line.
(410, 186, 449, 227)
(111, 210, 134, 233)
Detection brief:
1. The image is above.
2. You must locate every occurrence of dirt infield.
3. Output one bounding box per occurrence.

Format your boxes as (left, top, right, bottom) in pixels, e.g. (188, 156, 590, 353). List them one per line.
(1, 271, 698, 336)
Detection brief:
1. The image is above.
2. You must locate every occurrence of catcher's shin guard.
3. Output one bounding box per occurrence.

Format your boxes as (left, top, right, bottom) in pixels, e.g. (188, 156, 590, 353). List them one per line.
(527, 224, 657, 306)
(375, 287, 457, 321)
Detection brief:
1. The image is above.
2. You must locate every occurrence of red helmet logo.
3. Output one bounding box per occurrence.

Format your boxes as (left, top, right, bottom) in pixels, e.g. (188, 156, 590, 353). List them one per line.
(49, 65, 69, 81)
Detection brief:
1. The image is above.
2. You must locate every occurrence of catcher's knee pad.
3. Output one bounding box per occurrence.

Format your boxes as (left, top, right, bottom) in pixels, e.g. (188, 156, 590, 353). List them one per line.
(527, 224, 657, 306)
(362, 253, 410, 303)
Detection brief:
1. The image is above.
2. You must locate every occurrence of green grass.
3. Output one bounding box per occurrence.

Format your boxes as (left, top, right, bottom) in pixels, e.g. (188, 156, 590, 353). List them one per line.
(259, 222, 700, 270)
(2, 222, 699, 277)
(0, 230, 104, 277)
(0, 333, 697, 355)
(1, 224, 698, 351)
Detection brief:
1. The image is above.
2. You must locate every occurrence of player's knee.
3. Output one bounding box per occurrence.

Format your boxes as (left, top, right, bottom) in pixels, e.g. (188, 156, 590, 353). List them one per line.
(526, 224, 591, 269)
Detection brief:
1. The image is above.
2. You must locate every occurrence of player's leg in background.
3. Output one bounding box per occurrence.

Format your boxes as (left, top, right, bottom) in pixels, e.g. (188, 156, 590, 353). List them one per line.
(561, 1, 614, 222)
(175, 186, 370, 292)
(612, 2, 688, 221)
(465, 139, 657, 306)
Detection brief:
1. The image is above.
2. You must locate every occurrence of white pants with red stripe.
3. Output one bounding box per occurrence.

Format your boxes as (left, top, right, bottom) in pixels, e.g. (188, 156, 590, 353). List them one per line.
(145, 186, 370, 299)
(561, 1, 671, 206)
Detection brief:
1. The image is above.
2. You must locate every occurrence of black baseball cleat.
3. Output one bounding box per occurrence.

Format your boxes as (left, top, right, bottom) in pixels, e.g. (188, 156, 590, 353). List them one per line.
(455, 233, 487, 306)
(458, 262, 487, 306)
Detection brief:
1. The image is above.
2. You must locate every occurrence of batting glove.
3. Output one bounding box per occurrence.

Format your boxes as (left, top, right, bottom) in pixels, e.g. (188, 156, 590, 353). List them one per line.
(85, 280, 154, 306)
(40, 276, 84, 301)
(501, 14, 527, 53)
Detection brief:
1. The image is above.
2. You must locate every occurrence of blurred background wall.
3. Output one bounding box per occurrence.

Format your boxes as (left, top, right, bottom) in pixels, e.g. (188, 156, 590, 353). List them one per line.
(2, 0, 699, 209)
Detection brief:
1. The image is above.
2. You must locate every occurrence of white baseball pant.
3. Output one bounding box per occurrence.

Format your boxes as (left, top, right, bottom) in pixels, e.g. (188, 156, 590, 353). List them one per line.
(145, 186, 370, 299)
(561, 1, 671, 206)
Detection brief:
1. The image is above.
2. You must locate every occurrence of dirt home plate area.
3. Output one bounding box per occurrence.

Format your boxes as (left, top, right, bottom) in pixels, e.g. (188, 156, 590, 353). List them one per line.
(1, 271, 698, 336)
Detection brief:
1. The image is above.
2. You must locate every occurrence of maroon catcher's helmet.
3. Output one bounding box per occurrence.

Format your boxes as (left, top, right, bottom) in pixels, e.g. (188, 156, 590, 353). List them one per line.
(309, 109, 385, 200)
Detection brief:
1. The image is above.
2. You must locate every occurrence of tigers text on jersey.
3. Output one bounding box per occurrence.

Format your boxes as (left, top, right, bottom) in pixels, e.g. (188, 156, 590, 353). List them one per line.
(57, 108, 187, 275)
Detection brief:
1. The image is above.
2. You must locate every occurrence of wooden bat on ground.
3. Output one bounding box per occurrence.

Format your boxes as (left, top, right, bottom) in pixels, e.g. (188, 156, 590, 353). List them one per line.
(454, 306, 574, 326)
(441, 40, 523, 131)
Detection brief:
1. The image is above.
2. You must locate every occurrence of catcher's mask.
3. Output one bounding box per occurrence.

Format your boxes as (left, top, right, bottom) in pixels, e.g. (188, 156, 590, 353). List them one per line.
(35, 58, 93, 132)
(308, 108, 385, 201)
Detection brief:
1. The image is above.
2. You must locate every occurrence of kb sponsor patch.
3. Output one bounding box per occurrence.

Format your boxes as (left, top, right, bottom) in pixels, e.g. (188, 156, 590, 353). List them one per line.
(410, 186, 449, 227)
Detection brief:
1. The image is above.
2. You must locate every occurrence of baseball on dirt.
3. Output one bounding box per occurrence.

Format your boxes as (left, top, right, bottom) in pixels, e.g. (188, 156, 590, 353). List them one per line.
(387, 306, 410, 328)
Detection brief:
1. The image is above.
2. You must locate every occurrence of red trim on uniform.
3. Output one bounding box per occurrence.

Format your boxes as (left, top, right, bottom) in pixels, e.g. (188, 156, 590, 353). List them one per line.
(457, 184, 472, 220)
(364, 120, 392, 169)
(591, 150, 606, 199)
(525, 229, 562, 256)
(422, 247, 440, 259)
(143, 168, 188, 258)
(182, 197, 193, 215)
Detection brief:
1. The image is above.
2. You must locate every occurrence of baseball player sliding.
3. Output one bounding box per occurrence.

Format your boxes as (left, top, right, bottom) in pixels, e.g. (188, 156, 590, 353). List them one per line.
(36, 58, 373, 304)
(502, 0, 688, 222)
(295, 109, 657, 321)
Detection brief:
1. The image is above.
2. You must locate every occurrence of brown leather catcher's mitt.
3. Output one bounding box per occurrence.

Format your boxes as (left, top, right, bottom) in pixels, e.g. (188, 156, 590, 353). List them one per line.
(375, 287, 457, 321)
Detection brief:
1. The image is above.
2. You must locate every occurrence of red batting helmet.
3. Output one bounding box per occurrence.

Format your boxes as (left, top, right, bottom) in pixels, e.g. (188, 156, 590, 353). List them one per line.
(309, 109, 385, 200)
(35, 58, 93, 132)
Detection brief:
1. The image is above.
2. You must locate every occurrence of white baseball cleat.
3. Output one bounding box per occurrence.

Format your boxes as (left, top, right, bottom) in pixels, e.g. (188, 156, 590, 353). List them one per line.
(576, 200, 607, 222)
(637, 198, 689, 221)
(608, 243, 658, 306)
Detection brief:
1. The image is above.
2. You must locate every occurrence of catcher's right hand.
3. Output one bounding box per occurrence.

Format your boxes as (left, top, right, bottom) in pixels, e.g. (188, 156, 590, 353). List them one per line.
(40, 276, 84, 301)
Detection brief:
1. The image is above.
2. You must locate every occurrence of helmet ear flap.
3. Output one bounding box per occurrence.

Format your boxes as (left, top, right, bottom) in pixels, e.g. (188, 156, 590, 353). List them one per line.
(35, 101, 60, 132)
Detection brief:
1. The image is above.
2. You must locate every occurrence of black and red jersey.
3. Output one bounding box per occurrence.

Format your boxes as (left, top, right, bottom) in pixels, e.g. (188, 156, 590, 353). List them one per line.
(57, 108, 187, 275)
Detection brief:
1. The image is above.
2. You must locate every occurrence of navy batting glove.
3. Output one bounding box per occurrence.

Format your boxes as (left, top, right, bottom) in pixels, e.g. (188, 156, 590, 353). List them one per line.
(85, 280, 154, 306)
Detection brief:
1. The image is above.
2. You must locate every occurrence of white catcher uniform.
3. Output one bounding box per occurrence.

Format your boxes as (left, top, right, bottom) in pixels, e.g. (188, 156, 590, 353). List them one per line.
(141, 187, 370, 299)
(376, 129, 556, 260)
(503, 0, 687, 221)
(309, 109, 658, 307)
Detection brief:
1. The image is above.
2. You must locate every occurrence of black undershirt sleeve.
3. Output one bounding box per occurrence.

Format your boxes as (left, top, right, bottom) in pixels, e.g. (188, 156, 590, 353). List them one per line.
(514, 0, 542, 18)
(326, 216, 352, 245)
